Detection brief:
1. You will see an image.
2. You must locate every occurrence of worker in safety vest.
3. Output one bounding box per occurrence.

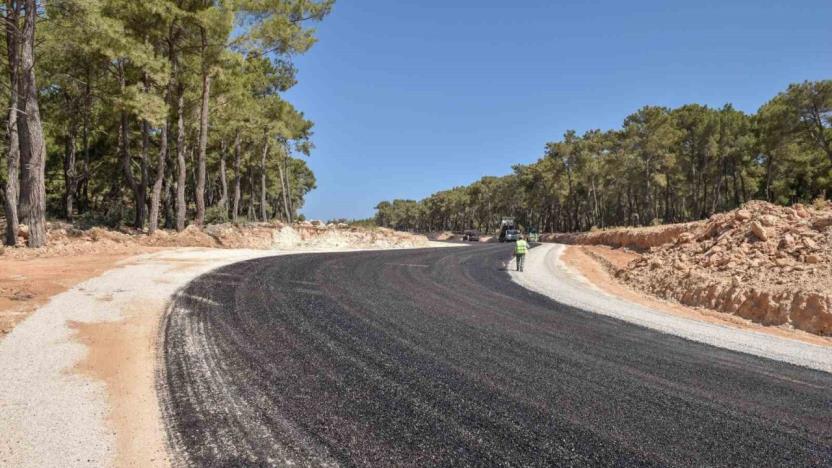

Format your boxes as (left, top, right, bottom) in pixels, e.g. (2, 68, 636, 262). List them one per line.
(514, 235, 529, 272)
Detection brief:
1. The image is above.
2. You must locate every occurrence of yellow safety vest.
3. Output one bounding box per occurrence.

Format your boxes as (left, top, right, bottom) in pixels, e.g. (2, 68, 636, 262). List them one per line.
(515, 240, 528, 255)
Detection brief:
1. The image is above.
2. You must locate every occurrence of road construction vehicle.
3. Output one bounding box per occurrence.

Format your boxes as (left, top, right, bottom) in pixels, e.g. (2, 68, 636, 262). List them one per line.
(499, 217, 516, 242)
(462, 229, 481, 242)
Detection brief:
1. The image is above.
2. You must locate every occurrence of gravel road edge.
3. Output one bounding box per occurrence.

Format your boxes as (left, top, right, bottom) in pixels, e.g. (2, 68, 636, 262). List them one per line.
(511, 243, 832, 373)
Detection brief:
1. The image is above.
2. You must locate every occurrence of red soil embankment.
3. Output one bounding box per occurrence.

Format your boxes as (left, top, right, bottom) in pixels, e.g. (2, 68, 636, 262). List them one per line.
(540, 222, 701, 250)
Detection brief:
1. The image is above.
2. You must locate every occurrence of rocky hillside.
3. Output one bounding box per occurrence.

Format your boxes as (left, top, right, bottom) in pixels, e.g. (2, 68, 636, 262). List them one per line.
(616, 201, 832, 336)
(540, 222, 701, 250)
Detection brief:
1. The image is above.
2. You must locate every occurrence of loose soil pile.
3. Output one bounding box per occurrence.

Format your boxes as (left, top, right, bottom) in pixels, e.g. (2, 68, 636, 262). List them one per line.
(540, 222, 700, 250)
(427, 231, 496, 243)
(616, 201, 832, 336)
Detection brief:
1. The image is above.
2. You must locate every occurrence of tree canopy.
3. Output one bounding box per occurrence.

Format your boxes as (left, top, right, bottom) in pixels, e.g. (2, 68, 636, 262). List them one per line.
(375, 80, 832, 234)
(0, 0, 333, 247)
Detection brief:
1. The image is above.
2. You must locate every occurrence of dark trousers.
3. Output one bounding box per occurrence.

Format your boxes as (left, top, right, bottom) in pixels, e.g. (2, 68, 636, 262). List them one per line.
(515, 254, 525, 271)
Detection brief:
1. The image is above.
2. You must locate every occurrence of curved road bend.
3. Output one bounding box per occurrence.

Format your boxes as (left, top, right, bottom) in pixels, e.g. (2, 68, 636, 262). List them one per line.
(158, 244, 832, 467)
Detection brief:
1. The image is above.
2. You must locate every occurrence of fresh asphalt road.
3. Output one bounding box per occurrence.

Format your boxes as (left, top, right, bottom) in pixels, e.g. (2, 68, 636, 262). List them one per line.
(158, 244, 832, 467)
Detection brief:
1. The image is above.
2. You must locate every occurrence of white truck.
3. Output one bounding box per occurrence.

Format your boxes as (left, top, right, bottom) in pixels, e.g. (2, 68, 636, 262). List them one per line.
(499, 217, 518, 242)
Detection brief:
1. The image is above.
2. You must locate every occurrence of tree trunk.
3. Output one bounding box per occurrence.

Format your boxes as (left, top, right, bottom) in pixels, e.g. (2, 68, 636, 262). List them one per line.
(3, 0, 20, 246)
(764, 153, 775, 202)
(218, 137, 228, 217)
(195, 40, 210, 226)
(260, 132, 269, 222)
(139, 118, 150, 228)
(63, 120, 78, 221)
(80, 68, 91, 213)
(17, 0, 46, 247)
(232, 130, 241, 223)
(175, 86, 187, 231)
(163, 164, 175, 229)
(277, 143, 292, 222)
(187, 144, 196, 208)
(247, 166, 256, 221)
(148, 123, 168, 234)
(117, 61, 145, 228)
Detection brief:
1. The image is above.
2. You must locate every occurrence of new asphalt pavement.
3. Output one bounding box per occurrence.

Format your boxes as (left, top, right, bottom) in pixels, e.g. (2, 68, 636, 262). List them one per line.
(158, 244, 832, 466)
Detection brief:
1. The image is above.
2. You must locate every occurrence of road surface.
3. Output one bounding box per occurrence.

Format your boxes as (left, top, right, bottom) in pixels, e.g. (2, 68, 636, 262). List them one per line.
(159, 244, 832, 466)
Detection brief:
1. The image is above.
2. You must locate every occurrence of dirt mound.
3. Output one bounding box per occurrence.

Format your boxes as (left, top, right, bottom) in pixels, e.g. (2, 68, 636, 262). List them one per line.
(0, 222, 431, 260)
(274, 225, 430, 250)
(541, 222, 701, 250)
(426, 232, 497, 243)
(616, 201, 832, 336)
(427, 231, 469, 241)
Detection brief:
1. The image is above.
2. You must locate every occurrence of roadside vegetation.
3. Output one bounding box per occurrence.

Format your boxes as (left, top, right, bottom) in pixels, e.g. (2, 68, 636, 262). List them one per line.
(0, 0, 333, 249)
(374, 80, 832, 234)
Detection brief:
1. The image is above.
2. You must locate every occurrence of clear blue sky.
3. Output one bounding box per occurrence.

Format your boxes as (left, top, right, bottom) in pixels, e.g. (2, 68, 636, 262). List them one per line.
(284, 0, 832, 221)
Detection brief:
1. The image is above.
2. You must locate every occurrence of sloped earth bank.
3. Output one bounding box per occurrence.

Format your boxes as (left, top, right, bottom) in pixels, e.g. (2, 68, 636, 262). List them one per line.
(1, 221, 430, 259)
(544, 201, 832, 336)
(541, 221, 700, 249)
(427, 231, 497, 242)
(564, 245, 832, 347)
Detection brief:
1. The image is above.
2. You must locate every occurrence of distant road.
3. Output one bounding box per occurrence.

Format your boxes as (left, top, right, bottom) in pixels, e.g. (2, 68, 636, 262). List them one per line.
(159, 245, 832, 466)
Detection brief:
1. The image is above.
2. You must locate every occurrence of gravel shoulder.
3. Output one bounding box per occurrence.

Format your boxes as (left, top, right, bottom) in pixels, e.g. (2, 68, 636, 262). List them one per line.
(0, 251, 150, 336)
(0, 248, 277, 467)
(511, 243, 832, 373)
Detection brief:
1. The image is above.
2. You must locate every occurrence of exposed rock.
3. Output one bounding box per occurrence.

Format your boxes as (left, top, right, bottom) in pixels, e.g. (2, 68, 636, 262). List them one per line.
(775, 257, 790, 267)
(677, 232, 694, 244)
(779, 233, 795, 249)
(540, 222, 698, 250)
(594, 200, 832, 337)
(793, 203, 810, 219)
(760, 215, 779, 227)
(750, 221, 768, 241)
(813, 216, 832, 230)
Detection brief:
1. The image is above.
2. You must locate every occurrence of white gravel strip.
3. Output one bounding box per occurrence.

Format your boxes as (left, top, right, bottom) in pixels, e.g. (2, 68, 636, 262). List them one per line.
(510, 243, 832, 374)
(0, 248, 277, 468)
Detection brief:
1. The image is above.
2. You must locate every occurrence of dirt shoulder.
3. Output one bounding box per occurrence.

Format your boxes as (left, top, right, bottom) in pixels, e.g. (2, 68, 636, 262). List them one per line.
(71, 297, 170, 467)
(563, 245, 832, 348)
(0, 248, 283, 467)
(0, 249, 153, 337)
